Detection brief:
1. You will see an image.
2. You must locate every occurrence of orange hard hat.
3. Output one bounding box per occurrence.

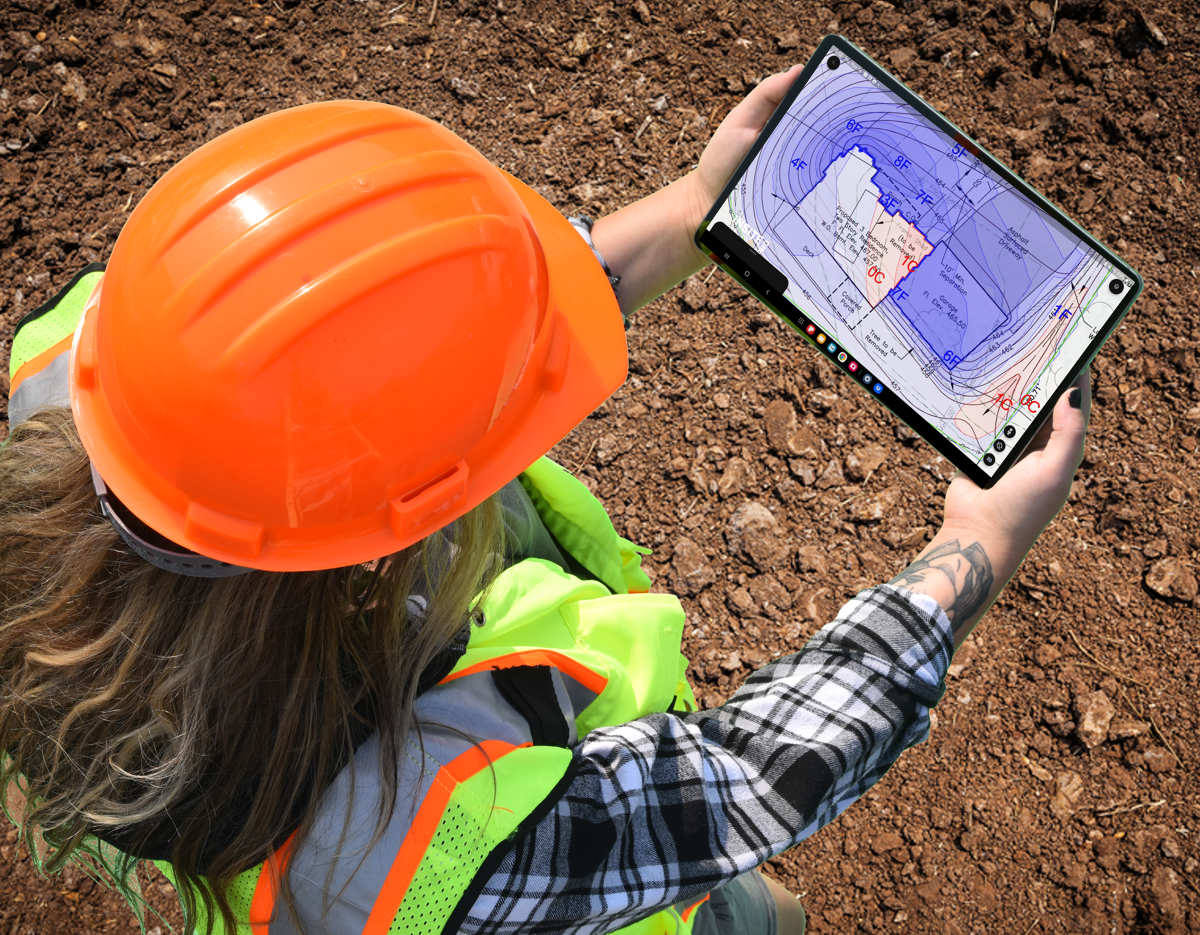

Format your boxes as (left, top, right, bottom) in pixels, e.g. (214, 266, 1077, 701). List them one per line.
(70, 101, 627, 572)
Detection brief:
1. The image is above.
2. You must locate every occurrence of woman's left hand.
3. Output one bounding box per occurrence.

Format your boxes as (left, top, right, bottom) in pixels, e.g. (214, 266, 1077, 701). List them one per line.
(685, 65, 803, 232)
(591, 64, 801, 317)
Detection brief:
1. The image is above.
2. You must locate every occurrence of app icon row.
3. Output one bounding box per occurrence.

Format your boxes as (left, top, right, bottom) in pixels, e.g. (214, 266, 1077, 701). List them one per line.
(804, 323, 882, 394)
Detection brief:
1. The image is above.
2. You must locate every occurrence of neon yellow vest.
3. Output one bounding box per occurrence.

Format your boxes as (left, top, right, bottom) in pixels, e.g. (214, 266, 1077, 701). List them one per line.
(8, 270, 703, 934)
(158, 459, 701, 935)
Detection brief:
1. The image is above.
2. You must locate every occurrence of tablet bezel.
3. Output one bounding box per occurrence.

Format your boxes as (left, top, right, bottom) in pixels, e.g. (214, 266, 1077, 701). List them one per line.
(694, 34, 1143, 490)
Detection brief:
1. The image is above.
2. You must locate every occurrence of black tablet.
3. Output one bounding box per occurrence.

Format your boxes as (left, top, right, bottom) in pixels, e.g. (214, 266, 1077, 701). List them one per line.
(695, 35, 1142, 489)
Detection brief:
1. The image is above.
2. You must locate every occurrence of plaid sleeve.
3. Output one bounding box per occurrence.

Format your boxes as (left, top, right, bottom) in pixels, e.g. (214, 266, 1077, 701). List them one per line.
(461, 584, 954, 934)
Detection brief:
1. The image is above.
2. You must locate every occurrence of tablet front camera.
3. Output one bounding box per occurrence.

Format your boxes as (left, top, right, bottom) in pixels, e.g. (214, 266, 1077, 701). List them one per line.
(827, 56, 840, 70)
(1109, 280, 1125, 295)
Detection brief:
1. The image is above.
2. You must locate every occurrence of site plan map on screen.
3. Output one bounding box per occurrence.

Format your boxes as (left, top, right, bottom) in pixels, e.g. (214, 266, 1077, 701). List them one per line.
(710, 44, 1134, 473)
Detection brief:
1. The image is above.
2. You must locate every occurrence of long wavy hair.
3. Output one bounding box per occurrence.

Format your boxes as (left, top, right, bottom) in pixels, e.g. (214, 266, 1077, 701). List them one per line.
(0, 408, 504, 933)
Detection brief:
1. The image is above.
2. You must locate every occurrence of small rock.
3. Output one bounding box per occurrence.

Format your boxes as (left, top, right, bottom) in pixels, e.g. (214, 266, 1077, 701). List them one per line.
(847, 486, 900, 522)
(713, 392, 731, 409)
(686, 459, 713, 496)
(1044, 708, 1074, 738)
(1145, 557, 1198, 601)
(1144, 866, 1183, 933)
(763, 400, 797, 454)
(726, 501, 789, 570)
(1072, 690, 1115, 749)
(1162, 836, 1182, 859)
(786, 423, 820, 460)
(1049, 771, 1084, 819)
(448, 75, 480, 100)
(671, 537, 714, 596)
(888, 46, 919, 68)
(797, 587, 832, 622)
(542, 96, 569, 117)
(814, 458, 844, 490)
(1108, 718, 1150, 740)
(1143, 538, 1168, 559)
(597, 432, 630, 465)
(807, 389, 839, 413)
(717, 457, 754, 499)
(1094, 836, 1120, 871)
(1033, 644, 1060, 667)
(17, 93, 48, 113)
(1024, 757, 1054, 782)
(726, 587, 756, 617)
(566, 32, 591, 57)
(1138, 10, 1168, 47)
(632, 0, 652, 24)
(775, 30, 800, 51)
(796, 545, 828, 576)
(884, 525, 929, 550)
(1141, 746, 1177, 773)
(748, 574, 792, 613)
(789, 459, 817, 486)
(871, 832, 904, 854)
(844, 445, 887, 481)
(719, 651, 742, 672)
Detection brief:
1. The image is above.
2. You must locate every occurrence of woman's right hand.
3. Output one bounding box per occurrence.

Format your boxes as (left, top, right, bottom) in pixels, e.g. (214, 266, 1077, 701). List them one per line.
(891, 371, 1090, 648)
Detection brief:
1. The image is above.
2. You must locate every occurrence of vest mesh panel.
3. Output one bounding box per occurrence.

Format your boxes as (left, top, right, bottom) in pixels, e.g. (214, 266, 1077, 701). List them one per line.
(390, 749, 562, 934)
(10, 270, 103, 379)
(152, 859, 262, 935)
(226, 866, 262, 919)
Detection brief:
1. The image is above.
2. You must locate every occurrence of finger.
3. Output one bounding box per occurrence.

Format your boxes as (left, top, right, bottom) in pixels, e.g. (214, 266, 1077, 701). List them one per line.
(1013, 371, 1089, 460)
(720, 64, 802, 132)
(1038, 370, 1090, 470)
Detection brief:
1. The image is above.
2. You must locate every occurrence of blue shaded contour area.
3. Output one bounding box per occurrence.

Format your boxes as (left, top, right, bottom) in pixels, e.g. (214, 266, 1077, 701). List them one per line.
(889, 242, 1009, 371)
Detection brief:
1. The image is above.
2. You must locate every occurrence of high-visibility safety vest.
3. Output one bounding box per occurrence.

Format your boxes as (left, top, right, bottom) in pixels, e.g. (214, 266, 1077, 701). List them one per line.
(10, 269, 705, 935)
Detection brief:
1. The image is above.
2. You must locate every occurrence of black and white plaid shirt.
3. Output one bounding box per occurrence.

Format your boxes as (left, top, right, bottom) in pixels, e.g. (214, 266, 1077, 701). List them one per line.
(463, 584, 953, 933)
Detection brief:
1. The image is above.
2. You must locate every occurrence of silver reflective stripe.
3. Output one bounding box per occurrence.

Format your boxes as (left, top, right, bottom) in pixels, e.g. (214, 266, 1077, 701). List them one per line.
(273, 667, 581, 933)
(560, 672, 598, 726)
(8, 350, 71, 427)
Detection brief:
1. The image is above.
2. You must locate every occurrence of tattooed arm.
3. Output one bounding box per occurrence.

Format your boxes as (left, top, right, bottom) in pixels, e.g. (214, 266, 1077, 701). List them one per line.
(890, 539, 994, 646)
(890, 374, 1091, 651)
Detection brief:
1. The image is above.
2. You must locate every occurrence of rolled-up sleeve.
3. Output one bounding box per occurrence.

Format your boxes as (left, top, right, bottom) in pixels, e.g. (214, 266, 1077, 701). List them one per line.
(463, 584, 954, 935)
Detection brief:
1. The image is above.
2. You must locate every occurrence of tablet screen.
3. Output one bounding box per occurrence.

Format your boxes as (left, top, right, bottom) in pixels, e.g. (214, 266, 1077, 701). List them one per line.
(704, 39, 1138, 479)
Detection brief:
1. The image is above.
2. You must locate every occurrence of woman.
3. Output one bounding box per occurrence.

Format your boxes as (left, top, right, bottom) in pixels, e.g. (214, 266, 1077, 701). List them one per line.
(0, 67, 1088, 935)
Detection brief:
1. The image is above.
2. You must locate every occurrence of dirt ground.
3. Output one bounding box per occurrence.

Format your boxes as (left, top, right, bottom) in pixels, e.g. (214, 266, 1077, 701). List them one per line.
(1, 0, 1198, 932)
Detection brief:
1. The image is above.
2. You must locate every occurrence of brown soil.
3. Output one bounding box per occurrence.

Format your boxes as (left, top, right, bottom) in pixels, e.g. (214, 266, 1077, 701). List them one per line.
(2, 0, 1198, 932)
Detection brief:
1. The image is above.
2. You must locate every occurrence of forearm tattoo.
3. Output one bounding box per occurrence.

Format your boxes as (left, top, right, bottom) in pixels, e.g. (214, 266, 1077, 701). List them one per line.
(889, 539, 994, 638)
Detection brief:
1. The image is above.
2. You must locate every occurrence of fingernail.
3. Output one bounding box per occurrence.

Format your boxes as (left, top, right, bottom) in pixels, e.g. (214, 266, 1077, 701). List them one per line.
(1069, 388, 1081, 409)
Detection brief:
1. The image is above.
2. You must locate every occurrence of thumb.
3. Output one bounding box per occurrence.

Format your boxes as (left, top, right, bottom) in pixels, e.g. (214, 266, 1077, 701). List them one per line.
(720, 64, 802, 134)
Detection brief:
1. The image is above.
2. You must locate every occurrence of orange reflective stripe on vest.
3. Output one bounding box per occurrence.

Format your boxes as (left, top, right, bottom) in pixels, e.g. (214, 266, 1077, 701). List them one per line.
(248, 832, 297, 934)
(362, 739, 524, 935)
(440, 649, 608, 696)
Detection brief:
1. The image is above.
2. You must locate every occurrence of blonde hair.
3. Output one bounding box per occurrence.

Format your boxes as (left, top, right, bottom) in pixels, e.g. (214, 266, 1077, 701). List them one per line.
(0, 408, 503, 933)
